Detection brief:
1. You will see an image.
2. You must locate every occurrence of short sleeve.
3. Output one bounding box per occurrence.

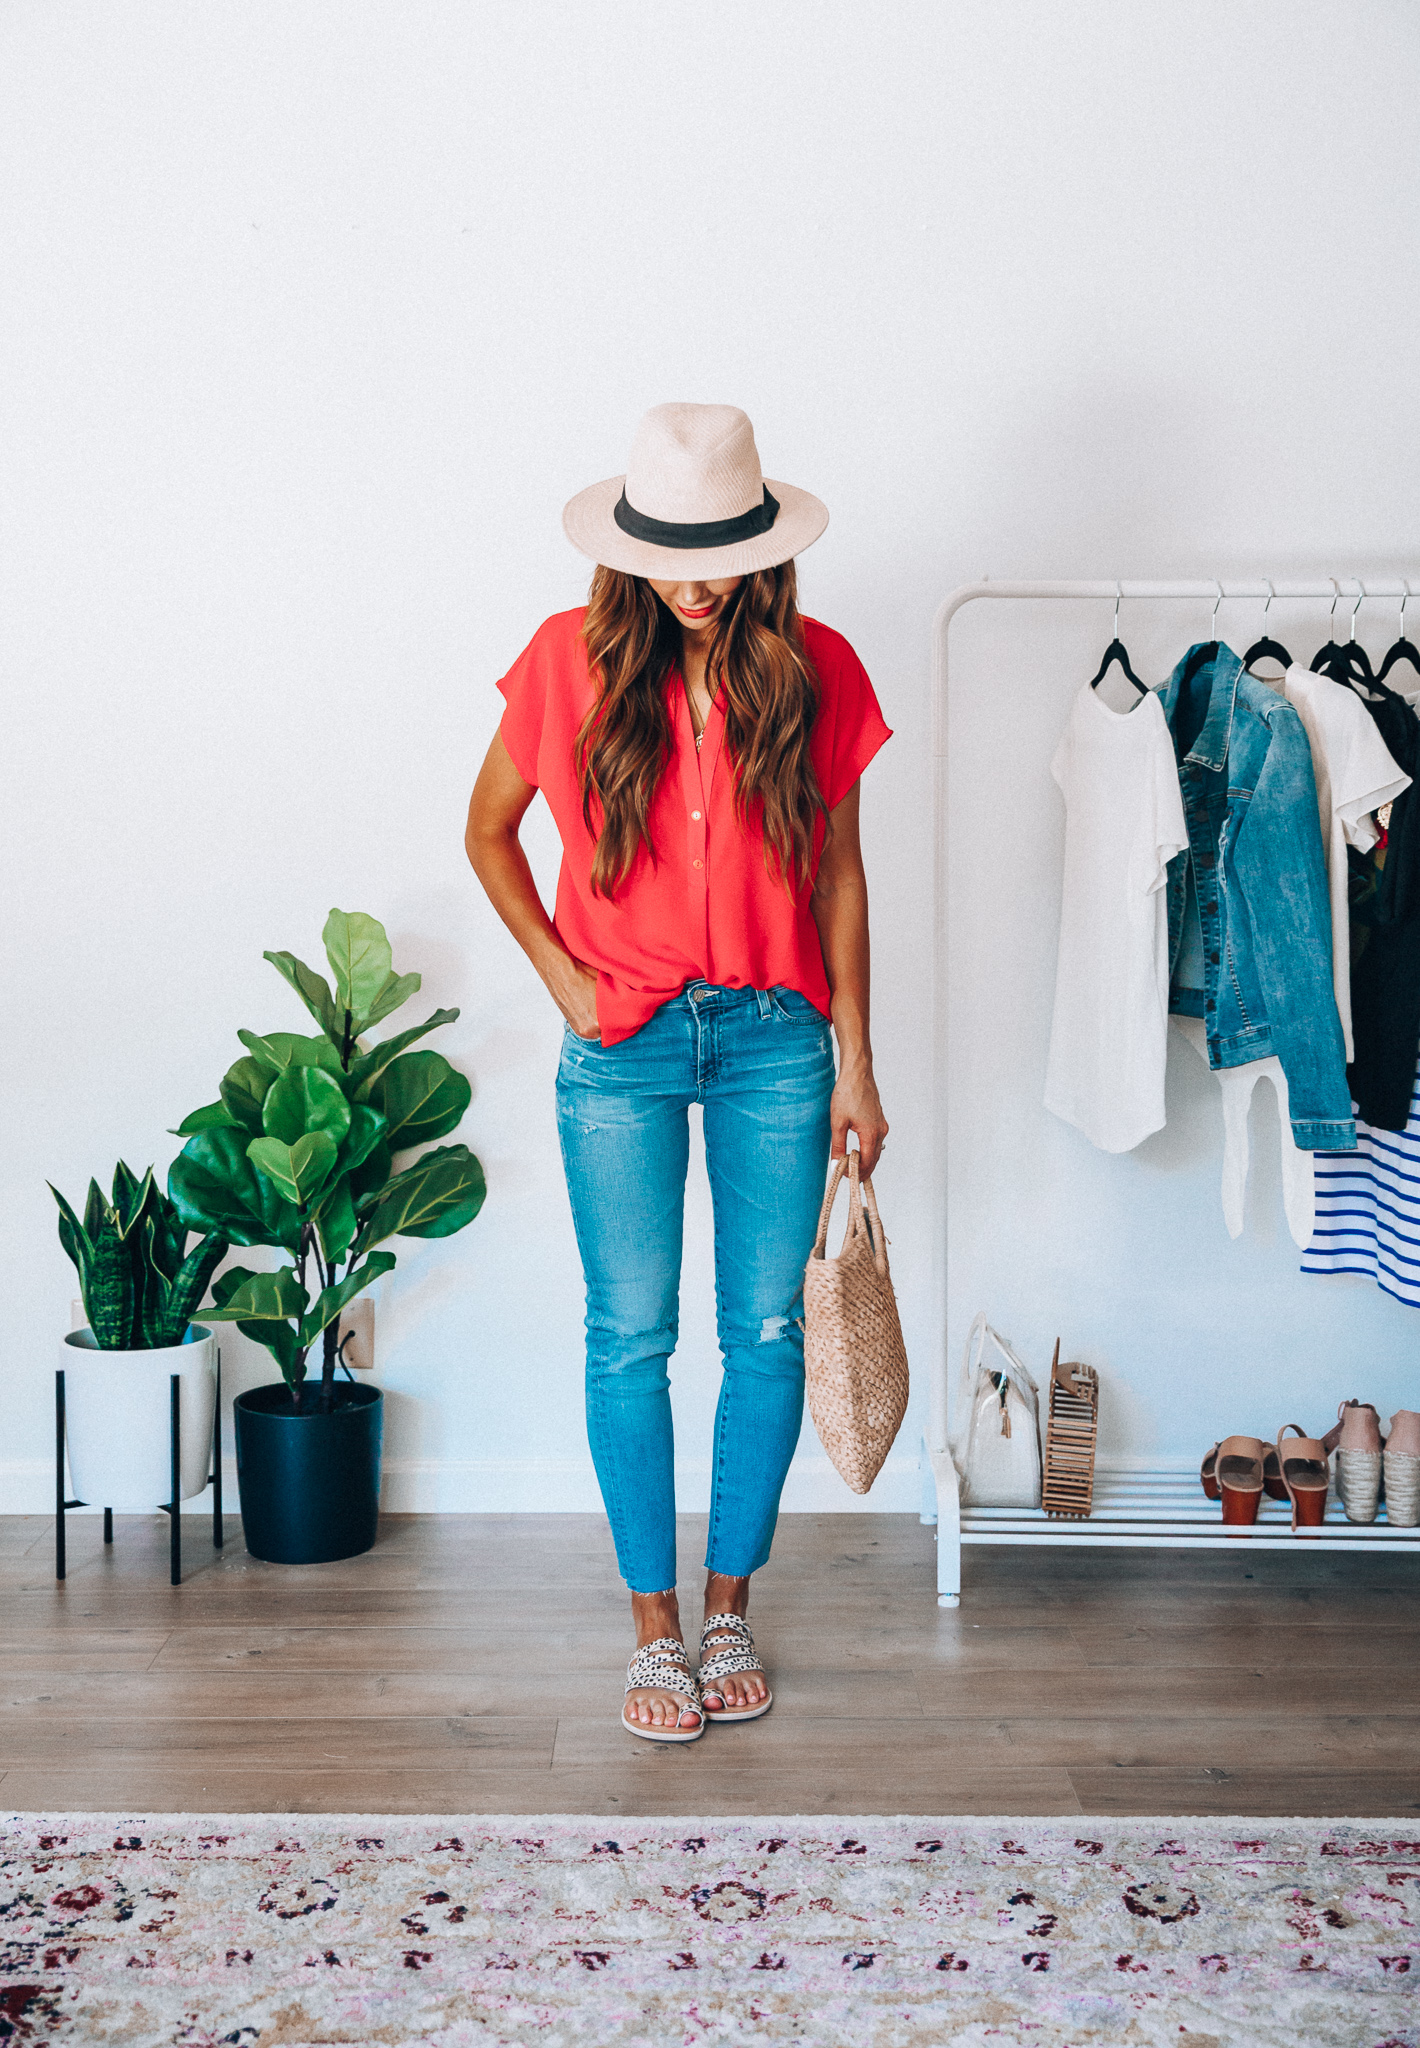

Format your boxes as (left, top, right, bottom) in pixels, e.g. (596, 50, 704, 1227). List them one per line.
(494, 618, 558, 787)
(1148, 718, 1189, 891)
(808, 624, 892, 810)
(1331, 696, 1410, 852)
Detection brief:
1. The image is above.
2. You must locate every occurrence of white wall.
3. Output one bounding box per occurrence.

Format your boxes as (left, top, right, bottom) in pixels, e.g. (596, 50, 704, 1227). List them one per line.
(3, 1, 1419, 1517)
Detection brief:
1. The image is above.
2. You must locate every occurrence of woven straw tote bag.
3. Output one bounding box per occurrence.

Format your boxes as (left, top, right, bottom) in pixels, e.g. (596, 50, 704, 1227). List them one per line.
(802, 1152, 910, 1494)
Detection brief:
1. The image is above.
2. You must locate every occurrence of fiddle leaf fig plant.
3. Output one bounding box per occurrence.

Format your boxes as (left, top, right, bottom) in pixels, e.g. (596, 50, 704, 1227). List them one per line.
(168, 910, 485, 1409)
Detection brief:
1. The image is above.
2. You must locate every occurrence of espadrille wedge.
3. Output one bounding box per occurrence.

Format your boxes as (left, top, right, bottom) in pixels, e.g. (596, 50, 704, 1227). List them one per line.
(622, 1637, 704, 1743)
(1383, 1409, 1420, 1527)
(1329, 1400, 1383, 1524)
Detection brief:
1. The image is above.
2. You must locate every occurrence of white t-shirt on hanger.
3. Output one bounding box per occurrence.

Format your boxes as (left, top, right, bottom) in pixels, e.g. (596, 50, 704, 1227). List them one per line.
(1044, 682, 1188, 1153)
(1281, 663, 1410, 1063)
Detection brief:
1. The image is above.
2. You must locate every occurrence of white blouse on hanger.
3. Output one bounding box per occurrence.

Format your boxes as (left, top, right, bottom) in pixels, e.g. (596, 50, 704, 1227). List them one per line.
(1044, 682, 1187, 1153)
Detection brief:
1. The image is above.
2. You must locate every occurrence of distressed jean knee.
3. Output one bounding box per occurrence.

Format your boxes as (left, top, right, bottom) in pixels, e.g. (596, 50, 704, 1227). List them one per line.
(584, 1321, 677, 1393)
(721, 1313, 806, 1384)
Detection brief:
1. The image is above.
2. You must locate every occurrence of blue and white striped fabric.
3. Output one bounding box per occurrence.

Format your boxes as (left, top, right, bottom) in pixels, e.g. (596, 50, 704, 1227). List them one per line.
(1303, 1063, 1420, 1306)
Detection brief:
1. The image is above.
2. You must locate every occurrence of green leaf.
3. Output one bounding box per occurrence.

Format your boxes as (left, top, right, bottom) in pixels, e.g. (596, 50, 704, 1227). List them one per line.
(168, 1128, 303, 1251)
(238, 1029, 344, 1076)
(172, 1101, 243, 1136)
(241, 1317, 307, 1387)
(336, 1102, 387, 1178)
(371, 1050, 472, 1152)
(301, 1250, 397, 1347)
(85, 1230, 136, 1347)
(261, 1066, 352, 1148)
(82, 1178, 107, 1241)
(314, 1174, 358, 1265)
(50, 1185, 93, 1279)
(201, 1265, 311, 1387)
(357, 1142, 486, 1251)
(246, 1131, 339, 1210)
(219, 1055, 278, 1134)
(143, 1185, 187, 1283)
(323, 910, 395, 1025)
(264, 949, 341, 1041)
(350, 1139, 392, 1213)
(202, 1265, 309, 1323)
(349, 1008, 460, 1095)
(157, 1232, 229, 1344)
(111, 1160, 145, 1226)
(132, 1215, 170, 1344)
(359, 970, 422, 1031)
(211, 1264, 260, 1310)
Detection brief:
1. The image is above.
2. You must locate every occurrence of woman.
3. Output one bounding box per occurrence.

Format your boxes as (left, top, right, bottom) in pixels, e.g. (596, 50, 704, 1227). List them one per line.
(465, 403, 891, 1742)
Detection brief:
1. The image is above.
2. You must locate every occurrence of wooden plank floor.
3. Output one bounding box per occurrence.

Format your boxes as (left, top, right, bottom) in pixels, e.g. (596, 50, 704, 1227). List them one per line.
(2, 1512, 1417, 1817)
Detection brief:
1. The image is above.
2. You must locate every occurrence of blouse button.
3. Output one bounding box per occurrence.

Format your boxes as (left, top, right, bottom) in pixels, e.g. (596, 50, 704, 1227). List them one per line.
(692, 858, 704, 870)
(691, 810, 702, 820)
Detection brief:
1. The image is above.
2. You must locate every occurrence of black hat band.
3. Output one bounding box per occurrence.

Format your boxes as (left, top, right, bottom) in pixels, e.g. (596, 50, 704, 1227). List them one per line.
(613, 486, 781, 551)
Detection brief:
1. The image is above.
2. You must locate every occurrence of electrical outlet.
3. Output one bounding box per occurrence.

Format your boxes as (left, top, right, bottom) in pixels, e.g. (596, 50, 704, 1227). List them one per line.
(70, 1298, 86, 1333)
(337, 1297, 375, 1372)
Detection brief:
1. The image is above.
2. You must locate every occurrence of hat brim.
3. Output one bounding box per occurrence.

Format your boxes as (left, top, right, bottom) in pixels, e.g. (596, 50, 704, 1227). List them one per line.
(562, 475, 828, 580)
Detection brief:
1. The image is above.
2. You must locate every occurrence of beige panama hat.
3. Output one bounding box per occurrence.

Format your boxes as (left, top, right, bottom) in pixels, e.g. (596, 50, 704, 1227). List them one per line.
(562, 402, 828, 580)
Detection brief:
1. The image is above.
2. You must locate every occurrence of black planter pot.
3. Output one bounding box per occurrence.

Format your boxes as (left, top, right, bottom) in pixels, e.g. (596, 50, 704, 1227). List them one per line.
(234, 1382, 383, 1564)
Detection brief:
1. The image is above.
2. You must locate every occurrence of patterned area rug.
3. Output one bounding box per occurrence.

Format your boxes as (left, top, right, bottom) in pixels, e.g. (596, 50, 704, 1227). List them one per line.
(1, 1813, 1415, 2046)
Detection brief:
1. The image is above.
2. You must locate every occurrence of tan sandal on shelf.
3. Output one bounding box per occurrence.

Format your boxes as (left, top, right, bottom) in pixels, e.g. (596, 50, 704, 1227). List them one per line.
(622, 1637, 705, 1744)
(1215, 1436, 1266, 1526)
(697, 1612, 773, 1724)
(1276, 1424, 1330, 1535)
(1261, 1444, 1289, 1500)
(1200, 1444, 1221, 1500)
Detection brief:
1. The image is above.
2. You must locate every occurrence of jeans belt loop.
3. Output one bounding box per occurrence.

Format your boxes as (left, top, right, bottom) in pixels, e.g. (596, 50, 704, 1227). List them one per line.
(755, 989, 773, 1020)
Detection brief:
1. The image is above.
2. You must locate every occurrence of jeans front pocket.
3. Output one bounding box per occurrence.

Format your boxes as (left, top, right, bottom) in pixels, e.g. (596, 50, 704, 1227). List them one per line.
(769, 986, 828, 1025)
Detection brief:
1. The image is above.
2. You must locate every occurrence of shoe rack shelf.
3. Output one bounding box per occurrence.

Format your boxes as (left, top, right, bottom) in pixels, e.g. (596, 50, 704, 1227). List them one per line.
(923, 1456, 1420, 1603)
(927, 580, 1420, 1607)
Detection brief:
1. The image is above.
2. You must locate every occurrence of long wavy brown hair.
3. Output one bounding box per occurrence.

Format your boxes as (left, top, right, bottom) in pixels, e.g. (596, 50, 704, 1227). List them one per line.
(576, 563, 826, 895)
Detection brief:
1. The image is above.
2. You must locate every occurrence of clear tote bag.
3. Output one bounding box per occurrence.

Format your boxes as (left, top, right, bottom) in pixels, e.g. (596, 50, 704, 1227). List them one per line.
(951, 1312, 1042, 1508)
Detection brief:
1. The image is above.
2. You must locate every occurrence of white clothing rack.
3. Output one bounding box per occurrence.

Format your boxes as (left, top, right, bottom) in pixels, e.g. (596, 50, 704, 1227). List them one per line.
(922, 578, 1420, 1604)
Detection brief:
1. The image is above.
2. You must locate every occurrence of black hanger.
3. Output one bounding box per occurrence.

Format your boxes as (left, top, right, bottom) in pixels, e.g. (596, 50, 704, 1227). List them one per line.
(1312, 582, 1376, 688)
(1242, 582, 1291, 674)
(1244, 634, 1292, 673)
(1089, 638, 1145, 694)
(1089, 587, 1145, 697)
(1377, 587, 1420, 688)
(1178, 640, 1219, 690)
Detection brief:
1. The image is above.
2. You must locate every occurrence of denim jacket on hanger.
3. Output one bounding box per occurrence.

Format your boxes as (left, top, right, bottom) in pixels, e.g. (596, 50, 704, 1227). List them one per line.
(1159, 642, 1355, 1152)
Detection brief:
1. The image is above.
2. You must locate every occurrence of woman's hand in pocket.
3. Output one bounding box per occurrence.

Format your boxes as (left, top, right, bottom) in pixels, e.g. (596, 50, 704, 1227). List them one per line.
(549, 954, 601, 1041)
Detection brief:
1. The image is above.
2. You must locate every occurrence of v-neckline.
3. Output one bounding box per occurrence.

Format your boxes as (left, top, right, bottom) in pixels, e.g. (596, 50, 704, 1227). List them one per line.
(675, 670, 725, 792)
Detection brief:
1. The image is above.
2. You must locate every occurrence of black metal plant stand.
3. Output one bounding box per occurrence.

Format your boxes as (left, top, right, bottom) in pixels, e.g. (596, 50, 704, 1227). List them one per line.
(55, 1349, 224, 1586)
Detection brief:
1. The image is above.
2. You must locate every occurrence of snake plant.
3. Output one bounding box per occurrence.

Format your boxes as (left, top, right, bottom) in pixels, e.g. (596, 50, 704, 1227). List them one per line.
(51, 1162, 228, 1350)
(168, 910, 486, 1408)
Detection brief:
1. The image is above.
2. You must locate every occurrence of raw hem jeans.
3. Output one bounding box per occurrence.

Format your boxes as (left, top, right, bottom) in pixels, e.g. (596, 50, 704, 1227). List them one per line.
(556, 982, 835, 1594)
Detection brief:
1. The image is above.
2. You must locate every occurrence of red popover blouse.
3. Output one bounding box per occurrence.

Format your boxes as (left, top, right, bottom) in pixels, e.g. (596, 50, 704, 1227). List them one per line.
(496, 609, 892, 1045)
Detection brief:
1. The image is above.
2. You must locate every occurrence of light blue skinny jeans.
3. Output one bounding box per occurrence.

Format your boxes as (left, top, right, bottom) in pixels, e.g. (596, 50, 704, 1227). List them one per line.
(556, 981, 835, 1594)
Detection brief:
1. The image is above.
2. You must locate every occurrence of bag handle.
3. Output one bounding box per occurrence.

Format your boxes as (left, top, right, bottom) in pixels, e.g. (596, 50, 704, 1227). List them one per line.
(955, 1314, 1038, 1441)
(987, 1325, 1039, 1403)
(811, 1150, 888, 1278)
(949, 1310, 990, 1465)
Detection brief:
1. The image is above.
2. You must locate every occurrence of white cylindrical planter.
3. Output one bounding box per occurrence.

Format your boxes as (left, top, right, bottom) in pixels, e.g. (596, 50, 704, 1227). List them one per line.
(62, 1325, 217, 1511)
